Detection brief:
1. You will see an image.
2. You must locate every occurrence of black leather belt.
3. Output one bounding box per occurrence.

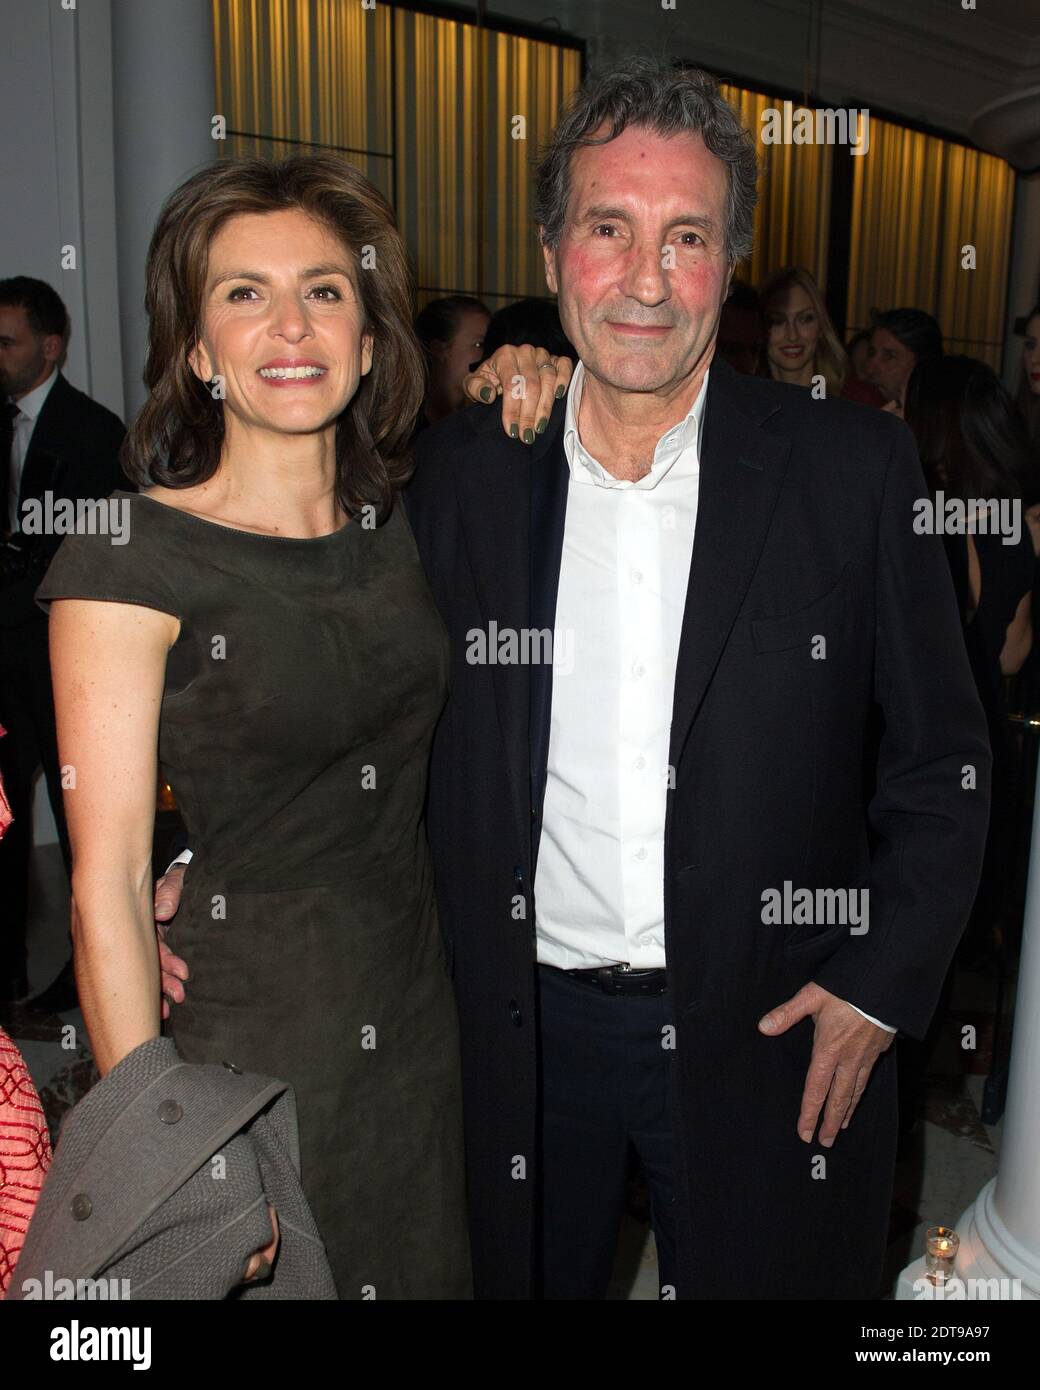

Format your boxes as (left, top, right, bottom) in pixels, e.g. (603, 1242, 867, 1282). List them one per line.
(549, 963, 668, 996)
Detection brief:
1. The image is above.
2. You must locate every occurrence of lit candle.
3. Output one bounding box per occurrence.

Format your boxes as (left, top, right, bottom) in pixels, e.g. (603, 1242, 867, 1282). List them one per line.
(925, 1226, 960, 1283)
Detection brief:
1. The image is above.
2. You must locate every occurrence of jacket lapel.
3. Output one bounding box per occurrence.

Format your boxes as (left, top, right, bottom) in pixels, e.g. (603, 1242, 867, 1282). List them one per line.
(529, 429, 569, 868)
(19, 373, 69, 510)
(454, 408, 566, 855)
(668, 361, 791, 771)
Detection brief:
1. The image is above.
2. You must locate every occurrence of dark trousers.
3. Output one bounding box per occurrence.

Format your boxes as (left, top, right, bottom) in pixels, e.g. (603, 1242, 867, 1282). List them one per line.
(0, 618, 71, 976)
(537, 962, 678, 1299)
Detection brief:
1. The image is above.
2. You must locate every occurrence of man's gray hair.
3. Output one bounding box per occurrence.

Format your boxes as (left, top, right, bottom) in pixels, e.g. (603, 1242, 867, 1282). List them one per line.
(534, 56, 759, 264)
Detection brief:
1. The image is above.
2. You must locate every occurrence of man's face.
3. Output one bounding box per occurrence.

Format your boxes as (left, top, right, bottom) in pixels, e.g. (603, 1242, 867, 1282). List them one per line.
(0, 304, 61, 399)
(865, 328, 916, 405)
(542, 124, 733, 397)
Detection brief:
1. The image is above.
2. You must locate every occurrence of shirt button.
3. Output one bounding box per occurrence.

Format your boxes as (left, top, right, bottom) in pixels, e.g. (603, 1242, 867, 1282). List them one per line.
(640, 934, 654, 947)
(635, 756, 646, 771)
(631, 570, 643, 584)
(635, 847, 647, 861)
(158, 1099, 183, 1125)
(632, 663, 645, 679)
(71, 1193, 93, 1221)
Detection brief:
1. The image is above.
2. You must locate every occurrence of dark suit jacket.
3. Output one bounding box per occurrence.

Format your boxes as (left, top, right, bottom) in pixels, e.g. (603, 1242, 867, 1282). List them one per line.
(405, 356, 991, 1299)
(1, 371, 128, 629)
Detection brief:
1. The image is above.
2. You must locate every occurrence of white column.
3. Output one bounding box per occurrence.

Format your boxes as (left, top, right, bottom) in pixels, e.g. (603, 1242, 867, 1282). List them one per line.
(110, 0, 216, 419)
(948, 738, 1040, 1298)
(900, 740, 1040, 1298)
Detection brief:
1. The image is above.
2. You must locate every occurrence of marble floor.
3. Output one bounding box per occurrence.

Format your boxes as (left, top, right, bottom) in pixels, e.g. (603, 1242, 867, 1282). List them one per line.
(2, 842, 1012, 1301)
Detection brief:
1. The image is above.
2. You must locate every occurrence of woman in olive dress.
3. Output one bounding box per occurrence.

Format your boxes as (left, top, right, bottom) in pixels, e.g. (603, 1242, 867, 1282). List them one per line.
(38, 155, 474, 1298)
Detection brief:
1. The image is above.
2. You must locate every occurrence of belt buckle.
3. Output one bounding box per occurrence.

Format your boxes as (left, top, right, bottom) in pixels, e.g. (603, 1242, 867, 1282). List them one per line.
(609, 962, 632, 994)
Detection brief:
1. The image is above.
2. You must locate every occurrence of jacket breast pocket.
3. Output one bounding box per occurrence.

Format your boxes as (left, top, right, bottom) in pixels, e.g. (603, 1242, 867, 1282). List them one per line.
(751, 563, 853, 656)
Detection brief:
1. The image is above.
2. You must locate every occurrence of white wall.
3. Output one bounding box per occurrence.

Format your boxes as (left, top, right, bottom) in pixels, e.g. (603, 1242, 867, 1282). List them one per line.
(0, 0, 125, 417)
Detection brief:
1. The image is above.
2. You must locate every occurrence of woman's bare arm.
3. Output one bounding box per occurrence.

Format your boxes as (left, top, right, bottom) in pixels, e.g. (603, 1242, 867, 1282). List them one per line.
(1000, 589, 1032, 676)
(49, 598, 179, 1075)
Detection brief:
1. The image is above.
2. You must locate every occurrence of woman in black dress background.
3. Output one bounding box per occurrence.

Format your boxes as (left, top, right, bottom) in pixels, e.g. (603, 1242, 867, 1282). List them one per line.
(37, 155, 472, 1297)
(897, 355, 1035, 1149)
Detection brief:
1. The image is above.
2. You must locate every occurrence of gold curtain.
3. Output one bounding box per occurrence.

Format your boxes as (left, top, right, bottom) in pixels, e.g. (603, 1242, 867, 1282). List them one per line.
(212, 0, 582, 310)
(846, 117, 1014, 368)
(718, 84, 832, 290)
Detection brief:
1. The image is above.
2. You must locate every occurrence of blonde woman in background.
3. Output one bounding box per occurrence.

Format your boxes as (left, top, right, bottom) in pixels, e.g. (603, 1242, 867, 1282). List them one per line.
(758, 265, 882, 406)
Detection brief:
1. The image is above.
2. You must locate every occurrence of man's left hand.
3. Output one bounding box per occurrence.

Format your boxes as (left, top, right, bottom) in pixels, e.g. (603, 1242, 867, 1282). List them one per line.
(758, 983, 895, 1147)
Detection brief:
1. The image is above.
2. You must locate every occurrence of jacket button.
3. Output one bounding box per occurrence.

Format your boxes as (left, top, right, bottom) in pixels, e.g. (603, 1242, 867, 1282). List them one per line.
(71, 1193, 92, 1221)
(509, 1000, 522, 1027)
(514, 866, 525, 887)
(158, 1099, 183, 1124)
(222, 1060, 242, 1075)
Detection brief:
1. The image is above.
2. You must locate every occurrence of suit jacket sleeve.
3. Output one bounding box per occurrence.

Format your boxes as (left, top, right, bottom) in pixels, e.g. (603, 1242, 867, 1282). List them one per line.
(812, 421, 992, 1040)
(1, 401, 129, 629)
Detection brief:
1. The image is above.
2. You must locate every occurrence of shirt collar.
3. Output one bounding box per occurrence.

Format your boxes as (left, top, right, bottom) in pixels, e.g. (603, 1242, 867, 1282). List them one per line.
(562, 359, 708, 490)
(8, 367, 59, 423)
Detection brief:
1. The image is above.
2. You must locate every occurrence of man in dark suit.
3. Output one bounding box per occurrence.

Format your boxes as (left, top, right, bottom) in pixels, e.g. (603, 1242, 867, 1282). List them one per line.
(403, 59, 989, 1299)
(0, 277, 128, 1006)
(157, 59, 989, 1299)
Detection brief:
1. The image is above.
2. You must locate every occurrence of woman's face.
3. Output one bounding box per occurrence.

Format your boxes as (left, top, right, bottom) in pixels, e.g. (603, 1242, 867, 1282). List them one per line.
(189, 207, 373, 442)
(430, 308, 489, 410)
(1024, 313, 1040, 397)
(764, 284, 820, 377)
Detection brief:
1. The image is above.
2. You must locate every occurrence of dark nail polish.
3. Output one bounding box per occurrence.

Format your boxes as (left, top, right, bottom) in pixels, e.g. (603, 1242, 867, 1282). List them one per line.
(479, 386, 492, 402)
(536, 418, 547, 434)
(554, 384, 566, 398)
(523, 428, 534, 444)
(509, 423, 519, 438)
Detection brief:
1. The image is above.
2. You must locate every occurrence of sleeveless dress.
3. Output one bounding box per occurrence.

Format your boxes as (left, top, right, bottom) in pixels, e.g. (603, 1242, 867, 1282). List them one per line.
(36, 489, 471, 1299)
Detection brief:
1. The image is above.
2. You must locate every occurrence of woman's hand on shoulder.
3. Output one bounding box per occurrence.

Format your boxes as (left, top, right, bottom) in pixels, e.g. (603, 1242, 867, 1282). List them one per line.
(463, 343, 574, 442)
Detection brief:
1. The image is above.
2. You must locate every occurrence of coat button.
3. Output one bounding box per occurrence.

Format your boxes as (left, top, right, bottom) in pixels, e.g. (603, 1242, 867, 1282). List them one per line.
(158, 1099, 183, 1124)
(71, 1193, 92, 1221)
(222, 1060, 242, 1074)
(509, 1000, 522, 1027)
(514, 866, 525, 887)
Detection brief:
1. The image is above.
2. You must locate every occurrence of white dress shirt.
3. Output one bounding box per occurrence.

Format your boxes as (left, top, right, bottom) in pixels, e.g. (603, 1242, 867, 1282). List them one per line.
(534, 360, 895, 1032)
(6, 367, 59, 532)
(535, 360, 704, 971)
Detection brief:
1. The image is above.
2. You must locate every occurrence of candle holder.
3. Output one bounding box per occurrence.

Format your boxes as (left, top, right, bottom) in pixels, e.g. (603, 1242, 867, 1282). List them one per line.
(925, 1226, 959, 1284)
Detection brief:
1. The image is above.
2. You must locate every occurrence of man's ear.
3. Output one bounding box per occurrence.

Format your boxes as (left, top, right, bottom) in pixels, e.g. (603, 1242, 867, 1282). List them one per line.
(42, 333, 64, 366)
(541, 231, 559, 296)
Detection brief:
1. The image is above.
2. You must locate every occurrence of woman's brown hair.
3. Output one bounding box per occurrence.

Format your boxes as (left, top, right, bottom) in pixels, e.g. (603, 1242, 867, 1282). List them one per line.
(123, 153, 424, 522)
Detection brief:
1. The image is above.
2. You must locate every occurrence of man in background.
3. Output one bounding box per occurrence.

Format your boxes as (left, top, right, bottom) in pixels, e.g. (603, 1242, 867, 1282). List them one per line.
(0, 277, 127, 1008)
(865, 306, 944, 415)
